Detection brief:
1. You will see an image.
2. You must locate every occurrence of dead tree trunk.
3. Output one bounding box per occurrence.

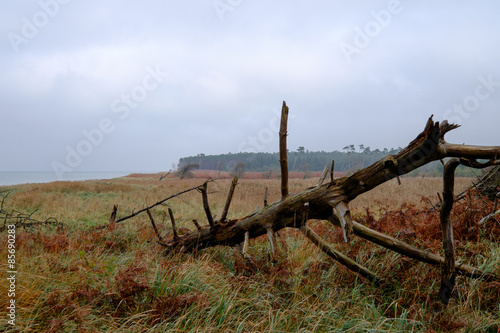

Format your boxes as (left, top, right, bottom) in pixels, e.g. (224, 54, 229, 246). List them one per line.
(161, 115, 499, 252)
(116, 102, 500, 301)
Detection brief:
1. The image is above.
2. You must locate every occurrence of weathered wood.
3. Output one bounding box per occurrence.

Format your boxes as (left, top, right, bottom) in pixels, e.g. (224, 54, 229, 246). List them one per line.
(300, 224, 382, 284)
(478, 185, 500, 225)
(333, 201, 353, 243)
(280, 101, 289, 199)
(108, 205, 117, 230)
(163, 117, 499, 249)
(437, 192, 443, 205)
(330, 160, 335, 182)
(146, 208, 161, 240)
(242, 231, 250, 259)
(439, 159, 460, 304)
(168, 208, 179, 240)
(220, 177, 238, 223)
(263, 187, 269, 207)
(192, 219, 201, 230)
(114, 183, 208, 224)
(317, 165, 329, 187)
(350, 221, 497, 281)
(266, 226, 277, 262)
(478, 209, 500, 225)
(200, 182, 215, 227)
(156, 115, 499, 284)
(159, 169, 172, 180)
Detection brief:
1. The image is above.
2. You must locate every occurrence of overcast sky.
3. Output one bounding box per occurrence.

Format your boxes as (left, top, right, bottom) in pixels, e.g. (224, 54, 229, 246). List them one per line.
(1, 1, 499, 174)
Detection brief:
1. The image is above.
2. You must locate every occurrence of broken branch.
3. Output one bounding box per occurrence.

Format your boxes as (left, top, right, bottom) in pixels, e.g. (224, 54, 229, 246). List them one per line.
(300, 224, 382, 284)
(330, 160, 335, 182)
(350, 221, 497, 281)
(146, 208, 162, 241)
(200, 181, 215, 227)
(317, 165, 329, 187)
(280, 101, 289, 199)
(168, 208, 179, 239)
(333, 201, 353, 243)
(115, 182, 208, 224)
(220, 177, 238, 223)
(263, 187, 269, 207)
(439, 158, 460, 304)
(266, 226, 277, 262)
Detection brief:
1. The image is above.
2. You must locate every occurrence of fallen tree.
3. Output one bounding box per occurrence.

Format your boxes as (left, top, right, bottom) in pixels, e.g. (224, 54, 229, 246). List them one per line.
(113, 102, 500, 304)
(0, 191, 62, 231)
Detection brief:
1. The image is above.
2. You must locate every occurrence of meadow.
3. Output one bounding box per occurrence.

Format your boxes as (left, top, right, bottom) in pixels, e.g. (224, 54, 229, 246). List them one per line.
(0, 173, 499, 332)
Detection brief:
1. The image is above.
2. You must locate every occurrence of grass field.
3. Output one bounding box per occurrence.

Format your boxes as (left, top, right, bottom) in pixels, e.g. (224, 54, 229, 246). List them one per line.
(0, 174, 499, 332)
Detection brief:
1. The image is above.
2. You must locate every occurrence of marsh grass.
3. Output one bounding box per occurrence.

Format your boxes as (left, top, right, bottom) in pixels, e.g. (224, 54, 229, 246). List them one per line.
(0, 176, 499, 332)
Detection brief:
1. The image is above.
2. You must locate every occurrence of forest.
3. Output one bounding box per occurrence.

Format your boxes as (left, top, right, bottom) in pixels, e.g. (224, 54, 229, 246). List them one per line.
(178, 148, 478, 177)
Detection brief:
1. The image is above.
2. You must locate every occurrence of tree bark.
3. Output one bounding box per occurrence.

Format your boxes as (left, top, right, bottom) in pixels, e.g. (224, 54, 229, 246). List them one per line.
(280, 101, 289, 199)
(439, 159, 460, 304)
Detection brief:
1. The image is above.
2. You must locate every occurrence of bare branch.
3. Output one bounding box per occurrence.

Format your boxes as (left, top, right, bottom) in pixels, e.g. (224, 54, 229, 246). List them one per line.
(115, 182, 208, 224)
(330, 160, 335, 182)
(350, 220, 497, 281)
(263, 187, 269, 207)
(280, 101, 289, 199)
(242, 231, 250, 259)
(300, 224, 382, 284)
(444, 143, 500, 160)
(146, 208, 162, 241)
(333, 201, 353, 243)
(192, 219, 201, 230)
(316, 165, 329, 187)
(459, 158, 499, 169)
(220, 177, 238, 223)
(439, 120, 460, 138)
(439, 158, 460, 304)
(108, 205, 117, 230)
(266, 226, 277, 262)
(199, 181, 215, 227)
(168, 208, 179, 240)
(159, 169, 172, 180)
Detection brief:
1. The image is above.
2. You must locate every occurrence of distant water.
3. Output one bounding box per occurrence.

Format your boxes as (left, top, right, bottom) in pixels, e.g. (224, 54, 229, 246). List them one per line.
(0, 172, 131, 187)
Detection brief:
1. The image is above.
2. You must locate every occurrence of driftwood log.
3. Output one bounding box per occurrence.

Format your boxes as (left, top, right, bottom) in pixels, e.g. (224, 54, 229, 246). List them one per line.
(113, 102, 500, 303)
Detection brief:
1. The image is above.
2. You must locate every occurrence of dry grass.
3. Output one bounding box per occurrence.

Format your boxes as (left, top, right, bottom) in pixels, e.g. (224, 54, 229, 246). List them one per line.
(0, 175, 499, 332)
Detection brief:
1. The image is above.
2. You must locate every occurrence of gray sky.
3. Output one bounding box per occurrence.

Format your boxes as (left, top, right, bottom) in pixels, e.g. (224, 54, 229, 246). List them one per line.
(1, 1, 500, 174)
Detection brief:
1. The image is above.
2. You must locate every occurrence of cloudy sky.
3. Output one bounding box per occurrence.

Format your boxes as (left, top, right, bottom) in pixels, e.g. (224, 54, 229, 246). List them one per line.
(1, 1, 499, 174)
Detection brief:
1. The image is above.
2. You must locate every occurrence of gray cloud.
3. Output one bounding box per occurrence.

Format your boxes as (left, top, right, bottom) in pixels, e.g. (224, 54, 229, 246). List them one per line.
(1, 0, 499, 173)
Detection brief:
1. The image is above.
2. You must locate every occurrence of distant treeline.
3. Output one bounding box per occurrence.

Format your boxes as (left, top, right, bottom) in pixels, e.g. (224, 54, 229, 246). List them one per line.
(177, 147, 481, 177)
